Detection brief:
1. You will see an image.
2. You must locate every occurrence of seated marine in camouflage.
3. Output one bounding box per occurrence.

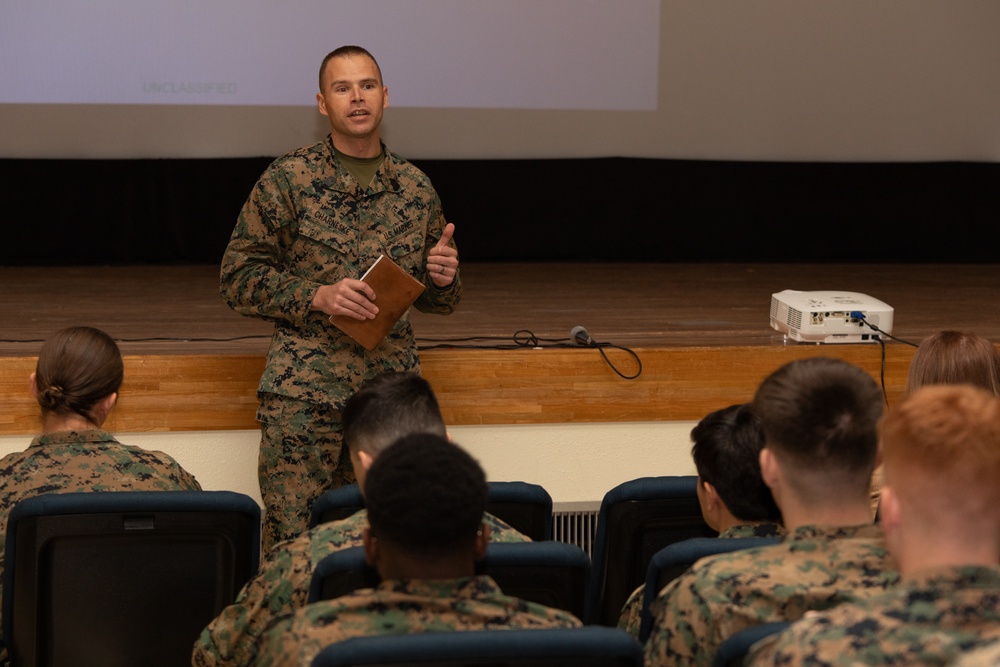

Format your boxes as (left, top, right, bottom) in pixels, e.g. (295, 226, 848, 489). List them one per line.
(0, 326, 202, 648)
(748, 385, 1000, 667)
(252, 433, 581, 667)
(617, 403, 783, 637)
(192, 372, 528, 667)
(644, 357, 900, 667)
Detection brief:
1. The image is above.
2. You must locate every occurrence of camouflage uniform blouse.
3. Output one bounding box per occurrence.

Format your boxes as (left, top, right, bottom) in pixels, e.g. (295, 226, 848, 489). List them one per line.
(219, 136, 461, 408)
(252, 575, 583, 667)
(616, 522, 784, 638)
(644, 523, 899, 667)
(951, 638, 1000, 667)
(0, 429, 201, 632)
(192, 510, 527, 667)
(748, 565, 1000, 667)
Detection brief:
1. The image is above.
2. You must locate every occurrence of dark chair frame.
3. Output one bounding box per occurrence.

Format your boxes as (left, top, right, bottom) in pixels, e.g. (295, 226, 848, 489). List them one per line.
(3, 490, 261, 667)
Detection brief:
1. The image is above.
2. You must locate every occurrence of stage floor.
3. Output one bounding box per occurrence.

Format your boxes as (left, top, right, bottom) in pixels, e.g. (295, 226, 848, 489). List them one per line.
(2, 263, 998, 434)
(3, 262, 998, 356)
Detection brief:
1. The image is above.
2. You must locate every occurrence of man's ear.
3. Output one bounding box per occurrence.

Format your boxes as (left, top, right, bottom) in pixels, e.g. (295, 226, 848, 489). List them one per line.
(474, 523, 490, 560)
(879, 486, 900, 534)
(358, 450, 374, 471)
(701, 480, 722, 512)
(362, 526, 379, 566)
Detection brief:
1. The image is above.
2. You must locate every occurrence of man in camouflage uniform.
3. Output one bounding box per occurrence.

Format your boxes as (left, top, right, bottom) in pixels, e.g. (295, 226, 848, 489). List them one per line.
(644, 357, 899, 667)
(219, 44, 461, 551)
(617, 403, 783, 638)
(192, 372, 527, 667)
(252, 434, 580, 667)
(748, 385, 1000, 667)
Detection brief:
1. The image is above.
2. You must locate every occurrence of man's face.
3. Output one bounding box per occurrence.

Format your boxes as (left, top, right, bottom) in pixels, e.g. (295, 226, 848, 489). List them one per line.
(316, 54, 388, 149)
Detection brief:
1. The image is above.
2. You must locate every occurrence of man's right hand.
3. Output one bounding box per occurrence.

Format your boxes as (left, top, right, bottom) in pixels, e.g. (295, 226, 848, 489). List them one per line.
(309, 279, 378, 320)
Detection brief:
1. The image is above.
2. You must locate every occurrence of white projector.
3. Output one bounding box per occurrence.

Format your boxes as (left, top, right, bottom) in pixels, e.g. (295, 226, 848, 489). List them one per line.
(770, 290, 894, 344)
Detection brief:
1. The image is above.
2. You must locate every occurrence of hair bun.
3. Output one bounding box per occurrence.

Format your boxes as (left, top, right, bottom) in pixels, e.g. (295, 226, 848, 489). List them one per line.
(40, 384, 66, 408)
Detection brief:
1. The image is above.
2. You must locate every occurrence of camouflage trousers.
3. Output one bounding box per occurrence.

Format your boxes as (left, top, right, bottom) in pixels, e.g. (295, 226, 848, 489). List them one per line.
(257, 393, 355, 553)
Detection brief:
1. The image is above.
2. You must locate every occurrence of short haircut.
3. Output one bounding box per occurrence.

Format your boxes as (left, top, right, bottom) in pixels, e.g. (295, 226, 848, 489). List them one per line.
(752, 357, 883, 489)
(906, 330, 1000, 396)
(341, 372, 446, 456)
(691, 404, 780, 523)
(318, 45, 383, 91)
(34, 326, 123, 421)
(364, 433, 488, 557)
(881, 384, 1000, 526)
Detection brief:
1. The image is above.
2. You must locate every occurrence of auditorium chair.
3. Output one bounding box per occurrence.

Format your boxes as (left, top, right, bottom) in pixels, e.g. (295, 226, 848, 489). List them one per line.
(309, 541, 592, 621)
(712, 621, 791, 667)
(310, 626, 644, 667)
(3, 490, 261, 667)
(637, 536, 782, 642)
(589, 476, 715, 626)
(309, 481, 554, 541)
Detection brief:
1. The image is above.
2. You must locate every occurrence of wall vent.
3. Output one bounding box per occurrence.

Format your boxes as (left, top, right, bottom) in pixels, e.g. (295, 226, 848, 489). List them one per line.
(551, 501, 601, 558)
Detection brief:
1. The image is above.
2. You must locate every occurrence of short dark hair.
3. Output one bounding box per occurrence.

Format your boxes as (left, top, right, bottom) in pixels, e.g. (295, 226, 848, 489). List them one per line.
(691, 404, 780, 523)
(341, 372, 446, 456)
(34, 326, 123, 422)
(752, 357, 882, 479)
(318, 45, 383, 91)
(364, 433, 488, 557)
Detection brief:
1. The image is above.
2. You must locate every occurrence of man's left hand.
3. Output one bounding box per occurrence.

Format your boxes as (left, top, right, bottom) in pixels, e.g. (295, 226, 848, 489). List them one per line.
(426, 222, 459, 288)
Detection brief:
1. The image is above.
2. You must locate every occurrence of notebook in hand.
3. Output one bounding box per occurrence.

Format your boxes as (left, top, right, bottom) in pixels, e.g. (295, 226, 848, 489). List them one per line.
(328, 255, 426, 351)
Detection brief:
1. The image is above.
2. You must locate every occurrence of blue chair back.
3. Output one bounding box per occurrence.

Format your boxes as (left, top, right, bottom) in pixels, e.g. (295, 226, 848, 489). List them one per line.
(589, 476, 714, 625)
(3, 490, 261, 667)
(638, 536, 781, 642)
(310, 626, 644, 667)
(309, 542, 591, 620)
(712, 621, 791, 667)
(309, 481, 553, 542)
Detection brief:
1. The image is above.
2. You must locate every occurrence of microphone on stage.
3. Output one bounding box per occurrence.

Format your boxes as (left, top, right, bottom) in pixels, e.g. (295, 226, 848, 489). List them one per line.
(571, 325, 596, 347)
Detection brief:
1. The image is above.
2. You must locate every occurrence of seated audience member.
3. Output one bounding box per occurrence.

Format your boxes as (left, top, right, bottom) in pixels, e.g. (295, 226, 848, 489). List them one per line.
(0, 326, 201, 629)
(253, 433, 581, 667)
(193, 371, 528, 667)
(616, 403, 782, 637)
(644, 357, 899, 667)
(870, 330, 1000, 514)
(749, 385, 1000, 667)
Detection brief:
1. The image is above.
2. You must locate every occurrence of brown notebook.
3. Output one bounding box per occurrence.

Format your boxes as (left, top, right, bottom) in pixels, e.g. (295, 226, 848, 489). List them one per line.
(328, 255, 426, 351)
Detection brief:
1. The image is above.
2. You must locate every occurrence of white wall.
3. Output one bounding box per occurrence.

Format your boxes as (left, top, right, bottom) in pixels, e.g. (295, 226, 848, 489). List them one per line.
(0, 422, 699, 510)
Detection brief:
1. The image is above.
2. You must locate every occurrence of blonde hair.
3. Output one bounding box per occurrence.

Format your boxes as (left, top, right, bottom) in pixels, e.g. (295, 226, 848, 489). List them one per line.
(906, 330, 1000, 396)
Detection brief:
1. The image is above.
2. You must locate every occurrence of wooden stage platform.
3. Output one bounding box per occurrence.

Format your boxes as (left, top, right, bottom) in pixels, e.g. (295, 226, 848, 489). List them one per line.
(2, 263, 998, 436)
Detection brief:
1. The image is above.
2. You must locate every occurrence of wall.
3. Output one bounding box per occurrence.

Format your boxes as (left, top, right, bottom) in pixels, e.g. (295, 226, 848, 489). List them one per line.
(0, 421, 699, 510)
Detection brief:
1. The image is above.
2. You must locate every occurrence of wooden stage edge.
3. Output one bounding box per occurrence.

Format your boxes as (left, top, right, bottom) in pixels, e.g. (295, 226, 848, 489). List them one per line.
(1, 263, 998, 436)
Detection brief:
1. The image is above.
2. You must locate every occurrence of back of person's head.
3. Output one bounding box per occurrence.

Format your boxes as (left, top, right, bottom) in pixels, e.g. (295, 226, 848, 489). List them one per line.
(364, 433, 488, 559)
(33, 326, 123, 421)
(880, 384, 1000, 536)
(752, 357, 883, 497)
(691, 404, 780, 523)
(342, 372, 446, 457)
(906, 330, 1000, 396)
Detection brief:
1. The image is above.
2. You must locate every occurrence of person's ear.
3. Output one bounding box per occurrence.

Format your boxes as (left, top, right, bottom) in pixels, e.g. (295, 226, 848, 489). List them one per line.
(362, 526, 379, 566)
(358, 450, 374, 471)
(29, 372, 39, 400)
(760, 447, 779, 490)
(879, 486, 900, 535)
(701, 480, 722, 512)
(95, 392, 117, 425)
(474, 523, 490, 560)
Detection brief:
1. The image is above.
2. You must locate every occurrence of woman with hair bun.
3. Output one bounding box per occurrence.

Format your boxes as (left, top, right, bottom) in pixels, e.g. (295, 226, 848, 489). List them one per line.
(0, 326, 202, 606)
